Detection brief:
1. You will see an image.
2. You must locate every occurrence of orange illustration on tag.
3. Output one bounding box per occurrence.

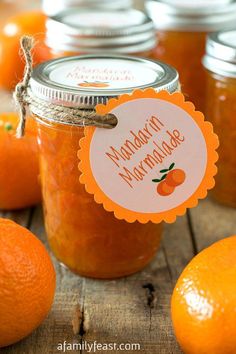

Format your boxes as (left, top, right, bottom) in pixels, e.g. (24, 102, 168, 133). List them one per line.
(78, 89, 219, 224)
(152, 163, 186, 197)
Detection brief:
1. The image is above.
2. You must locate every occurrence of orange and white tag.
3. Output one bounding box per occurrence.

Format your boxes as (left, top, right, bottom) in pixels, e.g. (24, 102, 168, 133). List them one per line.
(78, 89, 219, 224)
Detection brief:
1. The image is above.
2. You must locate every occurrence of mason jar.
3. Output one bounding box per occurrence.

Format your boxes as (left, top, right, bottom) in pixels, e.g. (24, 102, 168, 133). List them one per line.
(29, 55, 179, 278)
(40, 8, 157, 61)
(146, 0, 236, 112)
(203, 30, 236, 207)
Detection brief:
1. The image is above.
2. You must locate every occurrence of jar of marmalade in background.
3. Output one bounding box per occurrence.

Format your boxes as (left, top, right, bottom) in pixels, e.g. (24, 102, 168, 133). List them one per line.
(41, 8, 156, 61)
(203, 30, 236, 208)
(42, 0, 133, 17)
(29, 55, 179, 279)
(146, 0, 236, 112)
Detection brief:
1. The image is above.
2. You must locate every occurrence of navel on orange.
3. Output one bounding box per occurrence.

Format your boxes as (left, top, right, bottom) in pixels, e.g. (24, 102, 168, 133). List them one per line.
(171, 236, 236, 354)
(0, 218, 56, 348)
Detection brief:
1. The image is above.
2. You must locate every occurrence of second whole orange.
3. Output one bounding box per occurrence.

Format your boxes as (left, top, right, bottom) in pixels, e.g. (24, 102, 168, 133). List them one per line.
(0, 218, 56, 348)
(171, 235, 236, 354)
(0, 113, 41, 210)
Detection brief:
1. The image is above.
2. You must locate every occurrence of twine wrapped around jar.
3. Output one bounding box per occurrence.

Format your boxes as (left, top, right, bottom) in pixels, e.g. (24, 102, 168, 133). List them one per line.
(13, 36, 118, 138)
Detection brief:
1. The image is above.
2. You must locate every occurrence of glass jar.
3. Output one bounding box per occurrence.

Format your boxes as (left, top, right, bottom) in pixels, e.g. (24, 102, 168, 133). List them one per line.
(146, 0, 236, 112)
(42, 0, 133, 16)
(29, 55, 179, 279)
(40, 8, 157, 61)
(203, 30, 236, 208)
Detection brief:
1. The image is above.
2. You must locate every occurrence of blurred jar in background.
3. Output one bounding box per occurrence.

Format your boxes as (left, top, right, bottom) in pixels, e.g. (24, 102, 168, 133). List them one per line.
(41, 8, 157, 60)
(203, 30, 236, 208)
(42, 0, 133, 17)
(146, 0, 236, 112)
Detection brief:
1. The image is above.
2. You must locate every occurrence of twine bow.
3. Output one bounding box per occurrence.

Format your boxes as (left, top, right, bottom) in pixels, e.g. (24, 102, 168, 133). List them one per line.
(14, 36, 34, 138)
(13, 36, 118, 138)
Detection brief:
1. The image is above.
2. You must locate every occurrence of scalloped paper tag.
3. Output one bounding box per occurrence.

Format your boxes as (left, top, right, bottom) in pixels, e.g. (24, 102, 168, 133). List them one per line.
(78, 89, 219, 224)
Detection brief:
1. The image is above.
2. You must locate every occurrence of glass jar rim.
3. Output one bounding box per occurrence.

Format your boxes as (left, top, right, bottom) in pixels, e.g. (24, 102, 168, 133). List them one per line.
(45, 9, 157, 54)
(42, 0, 132, 16)
(146, 0, 236, 32)
(203, 30, 236, 77)
(29, 55, 179, 124)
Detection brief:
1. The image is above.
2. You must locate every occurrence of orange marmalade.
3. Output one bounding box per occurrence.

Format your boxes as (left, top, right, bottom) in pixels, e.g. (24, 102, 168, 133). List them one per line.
(43, 9, 156, 60)
(203, 30, 236, 208)
(146, 0, 236, 112)
(30, 55, 179, 278)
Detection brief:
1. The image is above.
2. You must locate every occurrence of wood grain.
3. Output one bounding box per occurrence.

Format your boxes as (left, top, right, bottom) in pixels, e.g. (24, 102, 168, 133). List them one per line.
(189, 198, 236, 251)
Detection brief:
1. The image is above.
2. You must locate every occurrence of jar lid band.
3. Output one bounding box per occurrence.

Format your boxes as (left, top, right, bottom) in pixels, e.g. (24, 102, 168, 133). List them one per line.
(203, 30, 236, 77)
(46, 9, 157, 54)
(29, 56, 179, 106)
(146, 0, 236, 32)
(42, 0, 132, 16)
(14, 37, 118, 137)
(14, 37, 179, 136)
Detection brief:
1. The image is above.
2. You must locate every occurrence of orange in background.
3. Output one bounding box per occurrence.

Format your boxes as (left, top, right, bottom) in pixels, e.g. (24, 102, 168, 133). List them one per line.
(171, 235, 236, 354)
(0, 218, 56, 347)
(0, 10, 47, 90)
(0, 112, 41, 210)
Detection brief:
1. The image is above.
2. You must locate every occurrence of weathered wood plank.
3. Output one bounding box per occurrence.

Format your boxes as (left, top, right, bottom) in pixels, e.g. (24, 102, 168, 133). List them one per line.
(80, 251, 182, 354)
(0, 208, 32, 228)
(79, 216, 193, 354)
(162, 214, 195, 283)
(190, 198, 236, 252)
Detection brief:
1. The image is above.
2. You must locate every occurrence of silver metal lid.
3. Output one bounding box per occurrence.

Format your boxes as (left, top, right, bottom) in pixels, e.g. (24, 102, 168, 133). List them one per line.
(30, 54, 179, 108)
(46, 9, 157, 54)
(203, 30, 236, 77)
(146, 0, 236, 32)
(42, 0, 132, 16)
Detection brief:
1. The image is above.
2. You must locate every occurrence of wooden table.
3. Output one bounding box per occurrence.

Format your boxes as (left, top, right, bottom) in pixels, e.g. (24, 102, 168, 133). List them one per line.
(1, 198, 235, 354)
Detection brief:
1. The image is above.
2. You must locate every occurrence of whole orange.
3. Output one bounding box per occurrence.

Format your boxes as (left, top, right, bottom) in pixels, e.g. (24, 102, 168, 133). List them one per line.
(0, 218, 56, 348)
(171, 236, 236, 354)
(0, 113, 41, 210)
(0, 11, 47, 90)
